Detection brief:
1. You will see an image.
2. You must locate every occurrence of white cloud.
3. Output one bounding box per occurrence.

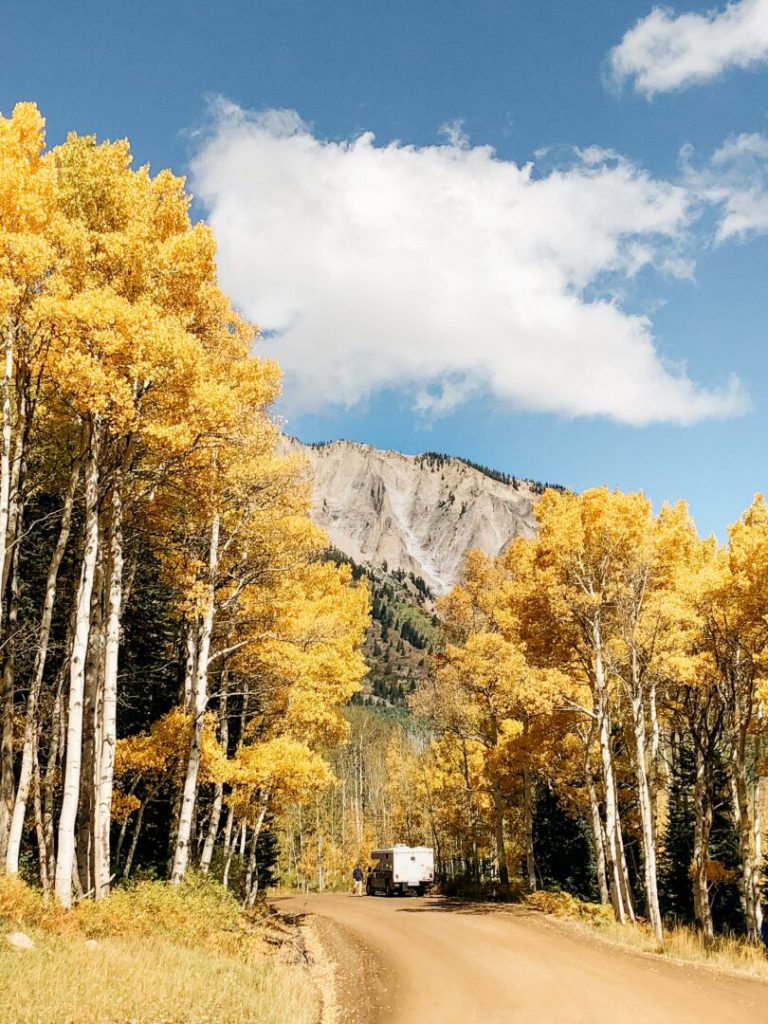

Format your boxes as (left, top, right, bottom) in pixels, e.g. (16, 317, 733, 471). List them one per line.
(685, 132, 768, 239)
(191, 102, 747, 426)
(610, 0, 768, 96)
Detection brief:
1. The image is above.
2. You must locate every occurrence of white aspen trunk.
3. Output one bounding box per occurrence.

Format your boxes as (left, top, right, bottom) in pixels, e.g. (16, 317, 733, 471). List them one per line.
(630, 689, 663, 942)
(183, 622, 197, 711)
(523, 767, 537, 891)
(615, 808, 636, 924)
(753, 710, 763, 939)
(0, 671, 12, 865)
(0, 379, 28, 863)
(0, 539, 20, 864)
(223, 804, 235, 855)
(491, 778, 509, 886)
(71, 858, 84, 901)
(425, 754, 445, 875)
(200, 679, 228, 874)
(0, 325, 14, 633)
(732, 739, 760, 943)
(460, 739, 480, 877)
(245, 800, 268, 908)
(580, 720, 610, 905)
(120, 554, 138, 617)
(341, 779, 347, 875)
(32, 738, 48, 893)
(6, 458, 79, 874)
(54, 421, 101, 909)
(222, 818, 240, 890)
(648, 680, 662, 839)
(3, 373, 29, 603)
(167, 769, 185, 869)
(316, 799, 323, 894)
(114, 784, 135, 867)
(753, 781, 763, 938)
(586, 767, 610, 905)
(42, 679, 65, 894)
(692, 743, 715, 946)
(732, 772, 755, 934)
(200, 786, 223, 874)
(94, 471, 124, 898)
(123, 798, 147, 880)
(353, 740, 362, 848)
(358, 737, 365, 848)
(594, 630, 626, 924)
(171, 512, 220, 884)
(598, 707, 625, 922)
(244, 828, 257, 901)
(77, 550, 105, 898)
(0, 329, 16, 858)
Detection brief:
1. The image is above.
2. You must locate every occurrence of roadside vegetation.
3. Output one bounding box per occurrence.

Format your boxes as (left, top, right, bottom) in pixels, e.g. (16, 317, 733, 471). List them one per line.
(3, 938, 311, 1024)
(0, 875, 316, 1024)
(527, 888, 768, 982)
(282, 488, 768, 973)
(0, 101, 367, 915)
(4, 97, 768, 1013)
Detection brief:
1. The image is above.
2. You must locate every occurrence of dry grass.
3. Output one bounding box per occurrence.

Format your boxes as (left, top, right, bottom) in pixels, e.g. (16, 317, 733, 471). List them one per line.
(526, 888, 615, 926)
(527, 888, 768, 982)
(0, 876, 318, 1024)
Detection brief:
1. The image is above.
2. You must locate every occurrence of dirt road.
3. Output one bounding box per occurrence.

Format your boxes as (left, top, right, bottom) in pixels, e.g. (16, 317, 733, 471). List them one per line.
(277, 893, 768, 1024)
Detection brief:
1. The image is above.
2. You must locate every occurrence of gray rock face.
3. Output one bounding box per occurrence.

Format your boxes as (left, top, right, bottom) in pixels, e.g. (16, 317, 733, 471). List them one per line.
(281, 437, 540, 594)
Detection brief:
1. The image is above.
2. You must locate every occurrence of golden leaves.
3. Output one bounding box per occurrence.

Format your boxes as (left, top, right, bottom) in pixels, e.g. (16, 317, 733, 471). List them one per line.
(115, 709, 226, 789)
(2, 104, 370, 858)
(228, 737, 334, 822)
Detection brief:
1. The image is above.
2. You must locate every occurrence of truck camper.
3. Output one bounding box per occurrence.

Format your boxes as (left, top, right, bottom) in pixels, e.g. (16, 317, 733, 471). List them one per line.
(367, 844, 434, 896)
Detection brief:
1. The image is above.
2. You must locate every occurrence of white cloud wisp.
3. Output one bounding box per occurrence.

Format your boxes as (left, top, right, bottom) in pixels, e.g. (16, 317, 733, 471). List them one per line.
(610, 0, 768, 96)
(191, 103, 747, 426)
(707, 133, 768, 240)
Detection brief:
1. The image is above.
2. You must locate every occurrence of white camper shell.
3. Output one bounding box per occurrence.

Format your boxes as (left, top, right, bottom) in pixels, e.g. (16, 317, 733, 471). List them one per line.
(367, 844, 434, 896)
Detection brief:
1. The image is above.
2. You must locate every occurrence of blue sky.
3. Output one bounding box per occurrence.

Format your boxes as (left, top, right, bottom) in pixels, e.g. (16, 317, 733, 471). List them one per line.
(4, 0, 768, 537)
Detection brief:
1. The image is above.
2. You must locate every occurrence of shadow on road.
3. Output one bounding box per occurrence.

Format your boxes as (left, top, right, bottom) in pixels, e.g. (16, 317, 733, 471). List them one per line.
(393, 895, 539, 917)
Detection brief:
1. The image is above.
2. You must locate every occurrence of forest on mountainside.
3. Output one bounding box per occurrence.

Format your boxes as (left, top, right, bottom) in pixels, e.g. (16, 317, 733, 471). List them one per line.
(418, 450, 565, 494)
(324, 549, 438, 708)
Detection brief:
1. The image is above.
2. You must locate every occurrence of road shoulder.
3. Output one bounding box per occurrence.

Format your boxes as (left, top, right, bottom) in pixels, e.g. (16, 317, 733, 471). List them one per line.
(273, 896, 395, 1024)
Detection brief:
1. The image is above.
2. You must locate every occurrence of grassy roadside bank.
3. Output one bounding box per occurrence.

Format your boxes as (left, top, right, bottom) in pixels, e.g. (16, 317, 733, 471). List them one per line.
(0, 876, 317, 1024)
(526, 889, 768, 982)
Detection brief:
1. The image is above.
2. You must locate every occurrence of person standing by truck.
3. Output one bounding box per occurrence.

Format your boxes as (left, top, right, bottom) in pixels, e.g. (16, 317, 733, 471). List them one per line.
(352, 864, 364, 896)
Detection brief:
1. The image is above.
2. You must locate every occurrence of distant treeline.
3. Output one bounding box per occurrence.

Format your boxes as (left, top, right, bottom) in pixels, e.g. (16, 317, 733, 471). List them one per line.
(417, 451, 565, 495)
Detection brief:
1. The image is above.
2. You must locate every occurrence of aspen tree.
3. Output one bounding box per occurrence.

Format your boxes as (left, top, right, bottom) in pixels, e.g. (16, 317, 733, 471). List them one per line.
(6, 454, 80, 874)
(42, 126, 261, 901)
(700, 496, 768, 943)
(172, 511, 221, 883)
(0, 104, 57, 862)
(417, 550, 561, 889)
(525, 490, 640, 922)
(54, 421, 101, 907)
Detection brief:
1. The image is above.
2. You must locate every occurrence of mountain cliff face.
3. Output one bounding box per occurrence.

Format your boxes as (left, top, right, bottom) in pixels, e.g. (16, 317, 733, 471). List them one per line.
(281, 436, 544, 595)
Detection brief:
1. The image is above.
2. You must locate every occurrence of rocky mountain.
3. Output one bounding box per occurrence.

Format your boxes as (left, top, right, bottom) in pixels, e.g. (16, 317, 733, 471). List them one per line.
(281, 436, 552, 595)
